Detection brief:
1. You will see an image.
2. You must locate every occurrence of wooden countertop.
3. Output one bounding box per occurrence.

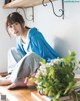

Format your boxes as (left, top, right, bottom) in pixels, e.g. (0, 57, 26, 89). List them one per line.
(0, 86, 36, 101)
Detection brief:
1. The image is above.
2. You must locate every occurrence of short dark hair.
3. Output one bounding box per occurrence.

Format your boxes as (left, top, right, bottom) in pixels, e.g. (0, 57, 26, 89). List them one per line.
(6, 12, 25, 36)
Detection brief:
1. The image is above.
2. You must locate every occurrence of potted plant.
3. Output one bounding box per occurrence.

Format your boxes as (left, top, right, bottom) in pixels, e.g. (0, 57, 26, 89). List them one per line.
(35, 51, 79, 101)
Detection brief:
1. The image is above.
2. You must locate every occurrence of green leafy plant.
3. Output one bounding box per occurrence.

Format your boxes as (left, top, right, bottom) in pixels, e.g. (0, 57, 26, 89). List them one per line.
(35, 51, 78, 101)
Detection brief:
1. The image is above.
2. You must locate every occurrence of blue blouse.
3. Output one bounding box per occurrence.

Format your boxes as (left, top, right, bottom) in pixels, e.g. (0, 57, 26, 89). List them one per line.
(16, 27, 60, 62)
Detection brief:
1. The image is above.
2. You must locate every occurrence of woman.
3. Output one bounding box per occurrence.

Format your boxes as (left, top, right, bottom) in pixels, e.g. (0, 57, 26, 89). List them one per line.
(0, 12, 60, 89)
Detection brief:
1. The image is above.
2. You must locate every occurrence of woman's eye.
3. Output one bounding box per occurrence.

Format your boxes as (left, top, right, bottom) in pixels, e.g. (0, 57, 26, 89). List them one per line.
(9, 25, 12, 28)
(15, 22, 18, 25)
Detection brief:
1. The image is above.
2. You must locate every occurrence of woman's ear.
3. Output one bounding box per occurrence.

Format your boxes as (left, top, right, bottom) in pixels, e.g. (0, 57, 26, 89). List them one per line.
(21, 22, 25, 30)
(23, 22, 25, 27)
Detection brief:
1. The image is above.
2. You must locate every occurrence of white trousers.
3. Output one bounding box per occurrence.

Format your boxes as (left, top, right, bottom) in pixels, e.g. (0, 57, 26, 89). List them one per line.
(8, 47, 40, 83)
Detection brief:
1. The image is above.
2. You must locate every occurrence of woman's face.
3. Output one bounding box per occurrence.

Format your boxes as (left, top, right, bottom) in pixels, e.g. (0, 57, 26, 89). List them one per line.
(8, 22, 23, 37)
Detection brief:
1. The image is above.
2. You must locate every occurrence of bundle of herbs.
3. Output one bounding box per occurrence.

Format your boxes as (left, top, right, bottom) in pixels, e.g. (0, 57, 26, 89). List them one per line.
(35, 51, 79, 101)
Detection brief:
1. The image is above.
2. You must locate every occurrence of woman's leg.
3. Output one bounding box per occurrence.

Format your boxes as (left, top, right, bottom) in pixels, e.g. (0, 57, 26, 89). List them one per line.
(7, 53, 40, 89)
(8, 47, 23, 74)
(0, 52, 40, 89)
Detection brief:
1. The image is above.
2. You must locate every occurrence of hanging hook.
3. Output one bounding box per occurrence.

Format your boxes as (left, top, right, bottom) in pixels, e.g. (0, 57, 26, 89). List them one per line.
(32, 7, 34, 22)
(42, 0, 47, 6)
(49, 0, 64, 19)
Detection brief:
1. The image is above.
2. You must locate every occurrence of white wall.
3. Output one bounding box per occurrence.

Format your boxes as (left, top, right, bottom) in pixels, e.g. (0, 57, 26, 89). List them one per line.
(26, 1, 80, 60)
(0, 1, 16, 72)
(0, 0, 80, 72)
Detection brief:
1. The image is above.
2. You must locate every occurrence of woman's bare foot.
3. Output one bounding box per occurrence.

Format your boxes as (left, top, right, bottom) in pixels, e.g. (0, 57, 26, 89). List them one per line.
(0, 77, 12, 86)
(0, 77, 26, 90)
(7, 81, 26, 90)
(7, 83, 17, 89)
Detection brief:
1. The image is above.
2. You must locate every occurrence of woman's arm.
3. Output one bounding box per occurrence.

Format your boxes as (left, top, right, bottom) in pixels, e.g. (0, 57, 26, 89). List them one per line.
(29, 27, 60, 62)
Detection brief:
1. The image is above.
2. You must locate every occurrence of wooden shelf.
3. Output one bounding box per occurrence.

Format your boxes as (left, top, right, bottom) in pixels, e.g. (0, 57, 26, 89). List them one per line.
(3, 0, 55, 8)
